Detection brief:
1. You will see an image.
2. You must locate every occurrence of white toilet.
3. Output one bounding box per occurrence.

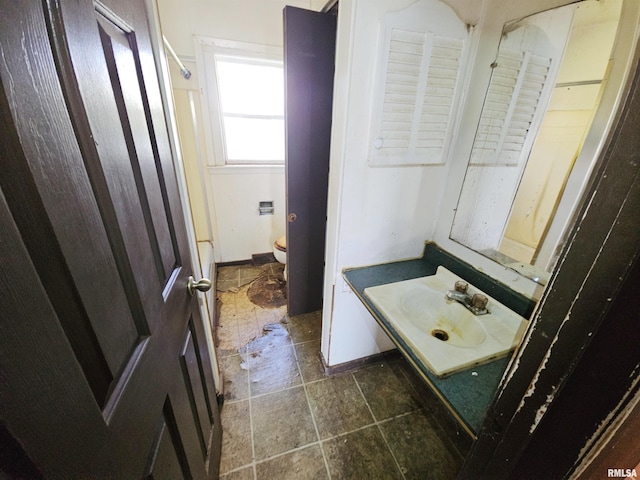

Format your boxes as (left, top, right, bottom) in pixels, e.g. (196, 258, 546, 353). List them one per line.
(273, 235, 287, 280)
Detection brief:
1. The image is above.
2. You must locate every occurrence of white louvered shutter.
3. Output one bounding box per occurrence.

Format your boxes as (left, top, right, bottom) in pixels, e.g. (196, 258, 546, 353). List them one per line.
(470, 50, 554, 166)
(468, 12, 573, 169)
(369, 0, 471, 166)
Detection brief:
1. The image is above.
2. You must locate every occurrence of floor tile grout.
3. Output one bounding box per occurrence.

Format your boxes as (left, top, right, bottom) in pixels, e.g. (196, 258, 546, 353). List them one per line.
(301, 382, 332, 479)
(254, 441, 322, 466)
(221, 367, 420, 474)
(293, 339, 333, 480)
(395, 363, 468, 462)
(351, 372, 406, 479)
(220, 345, 423, 474)
(248, 348, 257, 480)
(217, 263, 463, 479)
(375, 418, 408, 480)
(221, 348, 424, 475)
(223, 406, 429, 476)
(351, 371, 378, 425)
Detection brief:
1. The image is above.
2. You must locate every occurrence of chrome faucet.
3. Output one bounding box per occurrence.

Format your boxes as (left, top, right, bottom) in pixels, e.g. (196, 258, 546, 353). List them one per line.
(445, 280, 489, 315)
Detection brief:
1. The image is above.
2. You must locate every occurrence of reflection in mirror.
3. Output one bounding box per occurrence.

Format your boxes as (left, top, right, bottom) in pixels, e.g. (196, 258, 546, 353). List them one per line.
(450, 0, 622, 285)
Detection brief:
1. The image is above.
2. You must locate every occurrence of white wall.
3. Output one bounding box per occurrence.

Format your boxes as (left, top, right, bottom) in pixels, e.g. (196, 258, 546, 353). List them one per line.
(321, 0, 637, 368)
(322, 0, 483, 367)
(157, 0, 326, 56)
(207, 166, 287, 261)
(158, 0, 639, 367)
(157, 0, 325, 262)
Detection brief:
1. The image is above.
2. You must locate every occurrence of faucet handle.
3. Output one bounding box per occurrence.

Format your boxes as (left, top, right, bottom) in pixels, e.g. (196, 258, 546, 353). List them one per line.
(454, 281, 468, 293)
(471, 294, 488, 310)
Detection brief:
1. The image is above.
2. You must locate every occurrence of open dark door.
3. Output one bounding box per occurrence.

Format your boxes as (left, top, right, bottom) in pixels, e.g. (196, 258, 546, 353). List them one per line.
(284, 6, 336, 316)
(0, 0, 221, 478)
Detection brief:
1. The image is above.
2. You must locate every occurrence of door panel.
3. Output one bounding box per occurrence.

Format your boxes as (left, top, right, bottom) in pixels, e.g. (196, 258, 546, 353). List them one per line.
(179, 321, 215, 461)
(97, 15, 178, 284)
(0, 0, 221, 477)
(0, 182, 117, 477)
(284, 6, 336, 316)
(144, 398, 193, 480)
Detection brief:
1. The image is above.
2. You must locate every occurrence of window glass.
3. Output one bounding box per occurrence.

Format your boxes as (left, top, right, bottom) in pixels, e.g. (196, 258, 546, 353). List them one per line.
(216, 58, 284, 115)
(223, 117, 285, 161)
(214, 55, 285, 164)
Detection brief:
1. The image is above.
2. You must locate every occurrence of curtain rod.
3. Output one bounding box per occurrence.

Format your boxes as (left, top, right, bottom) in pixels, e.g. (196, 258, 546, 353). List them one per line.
(321, 0, 338, 14)
(163, 36, 192, 79)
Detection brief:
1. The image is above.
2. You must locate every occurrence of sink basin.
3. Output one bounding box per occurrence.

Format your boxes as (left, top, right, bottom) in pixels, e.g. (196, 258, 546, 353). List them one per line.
(399, 285, 487, 347)
(364, 266, 528, 377)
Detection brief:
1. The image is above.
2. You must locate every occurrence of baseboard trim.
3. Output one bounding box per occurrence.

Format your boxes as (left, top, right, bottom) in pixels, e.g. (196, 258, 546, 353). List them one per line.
(319, 349, 402, 376)
(216, 259, 253, 268)
(217, 253, 278, 268)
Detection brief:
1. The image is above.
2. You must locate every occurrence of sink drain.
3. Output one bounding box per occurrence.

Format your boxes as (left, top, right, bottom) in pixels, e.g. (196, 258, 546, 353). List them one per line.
(431, 329, 449, 342)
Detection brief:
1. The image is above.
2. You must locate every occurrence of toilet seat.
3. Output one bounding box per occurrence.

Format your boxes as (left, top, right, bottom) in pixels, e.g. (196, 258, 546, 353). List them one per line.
(274, 235, 286, 252)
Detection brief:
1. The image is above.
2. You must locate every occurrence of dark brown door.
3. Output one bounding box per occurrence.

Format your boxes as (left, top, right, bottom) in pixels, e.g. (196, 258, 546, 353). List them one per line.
(0, 0, 221, 478)
(284, 6, 336, 316)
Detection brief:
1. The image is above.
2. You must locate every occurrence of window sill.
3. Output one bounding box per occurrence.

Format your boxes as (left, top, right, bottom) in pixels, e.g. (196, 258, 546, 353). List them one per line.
(206, 164, 284, 175)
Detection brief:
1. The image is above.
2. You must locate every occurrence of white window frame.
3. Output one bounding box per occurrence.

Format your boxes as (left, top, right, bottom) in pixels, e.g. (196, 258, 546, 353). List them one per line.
(196, 37, 284, 167)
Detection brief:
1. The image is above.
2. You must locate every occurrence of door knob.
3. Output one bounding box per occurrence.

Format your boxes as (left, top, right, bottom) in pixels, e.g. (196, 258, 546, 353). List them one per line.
(187, 276, 212, 296)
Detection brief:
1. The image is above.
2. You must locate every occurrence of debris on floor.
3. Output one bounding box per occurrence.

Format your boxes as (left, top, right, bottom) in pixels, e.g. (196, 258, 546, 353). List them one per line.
(247, 270, 286, 308)
(215, 262, 288, 355)
(238, 322, 290, 360)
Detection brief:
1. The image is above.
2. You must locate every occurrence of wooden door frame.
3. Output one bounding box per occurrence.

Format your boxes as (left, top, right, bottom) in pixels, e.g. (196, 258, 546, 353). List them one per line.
(572, 387, 640, 479)
(460, 32, 640, 479)
(144, 0, 221, 389)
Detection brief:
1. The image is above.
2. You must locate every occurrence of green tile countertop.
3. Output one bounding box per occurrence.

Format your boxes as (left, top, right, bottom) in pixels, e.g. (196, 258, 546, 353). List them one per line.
(342, 243, 536, 438)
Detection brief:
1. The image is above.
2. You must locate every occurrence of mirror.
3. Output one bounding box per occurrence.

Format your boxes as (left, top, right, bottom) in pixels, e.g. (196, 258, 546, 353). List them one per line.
(450, 0, 623, 285)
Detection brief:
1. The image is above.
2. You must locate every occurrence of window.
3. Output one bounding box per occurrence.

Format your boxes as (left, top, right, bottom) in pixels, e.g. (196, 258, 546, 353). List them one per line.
(215, 56, 284, 163)
(199, 39, 285, 166)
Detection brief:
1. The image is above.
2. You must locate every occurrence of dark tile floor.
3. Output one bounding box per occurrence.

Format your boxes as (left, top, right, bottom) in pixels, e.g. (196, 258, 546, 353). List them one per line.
(215, 263, 466, 479)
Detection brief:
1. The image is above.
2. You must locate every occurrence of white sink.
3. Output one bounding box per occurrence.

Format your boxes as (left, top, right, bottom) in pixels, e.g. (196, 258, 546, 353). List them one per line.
(399, 285, 487, 347)
(364, 266, 528, 377)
